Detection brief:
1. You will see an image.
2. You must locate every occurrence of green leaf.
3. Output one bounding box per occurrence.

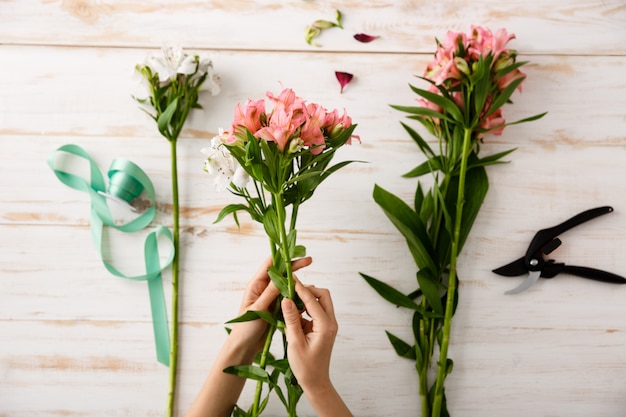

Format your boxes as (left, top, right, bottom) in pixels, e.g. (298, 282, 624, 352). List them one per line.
(445, 163, 489, 253)
(408, 84, 465, 124)
(225, 310, 281, 328)
(359, 273, 422, 311)
(403, 156, 444, 178)
(286, 229, 297, 258)
(385, 331, 417, 360)
(372, 184, 437, 272)
(157, 96, 179, 139)
(399, 121, 435, 158)
(213, 203, 252, 225)
(268, 266, 289, 298)
(467, 148, 517, 170)
(292, 245, 306, 259)
(505, 111, 548, 126)
(414, 182, 425, 213)
(496, 60, 528, 79)
(484, 76, 525, 118)
(416, 268, 443, 315)
(223, 365, 269, 382)
(232, 405, 247, 417)
(391, 104, 454, 124)
(263, 207, 280, 243)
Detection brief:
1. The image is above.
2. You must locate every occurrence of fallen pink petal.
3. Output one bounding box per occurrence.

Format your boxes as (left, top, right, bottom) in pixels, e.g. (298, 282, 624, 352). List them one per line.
(335, 71, 354, 93)
(354, 33, 380, 43)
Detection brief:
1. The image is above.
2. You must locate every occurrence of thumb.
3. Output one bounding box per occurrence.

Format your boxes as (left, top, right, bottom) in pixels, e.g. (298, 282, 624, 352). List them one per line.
(281, 298, 304, 344)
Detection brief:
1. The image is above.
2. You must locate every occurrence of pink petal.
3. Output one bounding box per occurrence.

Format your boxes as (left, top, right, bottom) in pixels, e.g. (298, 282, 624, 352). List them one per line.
(335, 71, 354, 93)
(354, 33, 380, 43)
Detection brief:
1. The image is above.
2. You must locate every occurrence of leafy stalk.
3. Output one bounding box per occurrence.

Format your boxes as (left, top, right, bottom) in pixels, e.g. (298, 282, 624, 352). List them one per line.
(431, 127, 471, 416)
(361, 26, 546, 417)
(135, 46, 220, 417)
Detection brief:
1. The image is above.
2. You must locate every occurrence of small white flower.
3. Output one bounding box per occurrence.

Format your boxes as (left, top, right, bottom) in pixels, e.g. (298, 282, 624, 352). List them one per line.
(201, 129, 249, 191)
(147, 44, 195, 84)
(195, 56, 221, 96)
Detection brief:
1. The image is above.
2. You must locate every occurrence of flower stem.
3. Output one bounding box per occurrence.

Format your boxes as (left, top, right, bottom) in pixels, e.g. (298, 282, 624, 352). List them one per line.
(251, 312, 278, 417)
(273, 194, 295, 300)
(431, 127, 472, 417)
(166, 138, 180, 417)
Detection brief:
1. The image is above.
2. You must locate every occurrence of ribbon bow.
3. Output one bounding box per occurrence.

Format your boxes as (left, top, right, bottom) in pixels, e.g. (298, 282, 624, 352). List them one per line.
(48, 144, 174, 366)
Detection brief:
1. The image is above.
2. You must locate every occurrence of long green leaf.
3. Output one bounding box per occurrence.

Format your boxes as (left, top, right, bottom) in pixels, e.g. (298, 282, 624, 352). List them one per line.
(386, 331, 417, 360)
(403, 156, 444, 178)
(416, 269, 444, 315)
(408, 84, 465, 123)
(505, 111, 548, 126)
(484, 76, 525, 118)
(359, 273, 422, 311)
(213, 203, 253, 225)
(467, 148, 517, 170)
(157, 96, 179, 138)
(223, 365, 269, 382)
(390, 104, 454, 124)
(373, 184, 437, 272)
(225, 310, 281, 328)
(400, 121, 435, 158)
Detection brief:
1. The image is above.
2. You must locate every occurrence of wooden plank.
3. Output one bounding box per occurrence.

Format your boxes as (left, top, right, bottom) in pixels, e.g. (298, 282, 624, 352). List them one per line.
(0, 46, 624, 147)
(1, 0, 625, 54)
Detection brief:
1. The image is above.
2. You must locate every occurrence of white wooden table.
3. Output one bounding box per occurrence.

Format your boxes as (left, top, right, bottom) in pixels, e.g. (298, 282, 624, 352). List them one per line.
(1, 1, 625, 416)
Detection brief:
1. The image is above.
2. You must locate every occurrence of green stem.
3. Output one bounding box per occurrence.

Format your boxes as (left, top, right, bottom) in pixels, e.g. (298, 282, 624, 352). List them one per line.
(274, 194, 295, 300)
(431, 127, 472, 417)
(166, 139, 180, 417)
(251, 313, 278, 417)
(417, 305, 430, 417)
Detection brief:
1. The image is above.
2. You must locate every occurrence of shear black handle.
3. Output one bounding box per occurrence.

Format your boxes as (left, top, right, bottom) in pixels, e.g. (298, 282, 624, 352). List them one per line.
(541, 262, 626, 283)
(525, 206, 614, 261)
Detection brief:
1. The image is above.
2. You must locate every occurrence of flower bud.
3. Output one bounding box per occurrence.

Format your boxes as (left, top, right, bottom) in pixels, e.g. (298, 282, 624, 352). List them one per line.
(288, 137, 305, 154)
(453, 57, 470, 75)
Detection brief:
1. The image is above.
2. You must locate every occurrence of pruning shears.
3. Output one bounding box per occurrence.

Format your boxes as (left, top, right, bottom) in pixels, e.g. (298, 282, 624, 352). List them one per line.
(492, 206, 626, 295)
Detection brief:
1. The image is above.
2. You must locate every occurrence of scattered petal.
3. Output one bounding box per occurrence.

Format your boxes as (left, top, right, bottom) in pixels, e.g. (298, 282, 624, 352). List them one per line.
(354, 33, 380, 43)
(304, 9, 343, 47)
(335, 71, 354, 94)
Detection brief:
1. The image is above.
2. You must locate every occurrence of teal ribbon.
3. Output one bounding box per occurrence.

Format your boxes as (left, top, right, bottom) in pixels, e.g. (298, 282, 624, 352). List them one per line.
(47, 144, 173, 366)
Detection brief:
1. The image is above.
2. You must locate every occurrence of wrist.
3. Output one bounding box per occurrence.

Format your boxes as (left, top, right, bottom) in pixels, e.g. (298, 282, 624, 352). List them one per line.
(301, 378, 335, 403)
(221, 330, 259, 364)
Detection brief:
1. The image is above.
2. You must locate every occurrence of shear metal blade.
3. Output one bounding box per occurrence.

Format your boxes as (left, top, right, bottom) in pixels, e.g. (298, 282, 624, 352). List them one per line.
(504, 270, 541, 295)
(492, 257, 527, 277)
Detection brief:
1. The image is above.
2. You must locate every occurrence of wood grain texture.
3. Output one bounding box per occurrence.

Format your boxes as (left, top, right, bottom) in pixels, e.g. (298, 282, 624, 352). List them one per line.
(1, 1, 626, 416)
(1, 0, 625, 54)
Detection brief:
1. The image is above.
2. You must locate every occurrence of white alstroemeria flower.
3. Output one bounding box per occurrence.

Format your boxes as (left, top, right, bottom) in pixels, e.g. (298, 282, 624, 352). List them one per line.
(147, 44, 196, 84)
(201, 130, 249, 191)
(196, 57, 221, 95)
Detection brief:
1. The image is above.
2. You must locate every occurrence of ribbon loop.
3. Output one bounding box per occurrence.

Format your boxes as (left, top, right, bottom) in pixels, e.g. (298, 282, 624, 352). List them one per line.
(48, 144, 173, 366)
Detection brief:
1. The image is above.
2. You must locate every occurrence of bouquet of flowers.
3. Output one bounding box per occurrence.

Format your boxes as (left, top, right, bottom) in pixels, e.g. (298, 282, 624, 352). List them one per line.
(203, 87, 358, 416)
(360, 26, 546, 417)
(133, 44, 220, 417)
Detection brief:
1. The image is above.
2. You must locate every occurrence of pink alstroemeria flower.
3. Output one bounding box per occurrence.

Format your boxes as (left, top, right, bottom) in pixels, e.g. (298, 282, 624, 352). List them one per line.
(255, 107, 298, 152)
(300, 103, 327, 154)
(478, 107, 505, 138)
(324, 108, 360, 144)
(229, 98, 266, 143)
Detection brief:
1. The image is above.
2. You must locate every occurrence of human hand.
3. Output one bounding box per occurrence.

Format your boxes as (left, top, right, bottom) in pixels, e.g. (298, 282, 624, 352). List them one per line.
(281, 279, 338, 394)
(229, 256, 312, 355)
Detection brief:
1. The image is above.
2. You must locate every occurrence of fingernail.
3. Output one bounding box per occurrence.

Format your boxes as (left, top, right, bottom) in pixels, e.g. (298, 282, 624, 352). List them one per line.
(282, 298, 293, 312)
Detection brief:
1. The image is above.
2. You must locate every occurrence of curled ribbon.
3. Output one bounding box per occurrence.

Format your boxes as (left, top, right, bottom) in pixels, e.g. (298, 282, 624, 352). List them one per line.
(47, 144, 173, 366)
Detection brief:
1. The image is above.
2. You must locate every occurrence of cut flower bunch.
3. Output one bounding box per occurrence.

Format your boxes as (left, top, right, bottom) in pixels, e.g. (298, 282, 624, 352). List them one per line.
(133, 44, 220, 417)
(204, 87, 359, 417)
(360, 26, 546, 417)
